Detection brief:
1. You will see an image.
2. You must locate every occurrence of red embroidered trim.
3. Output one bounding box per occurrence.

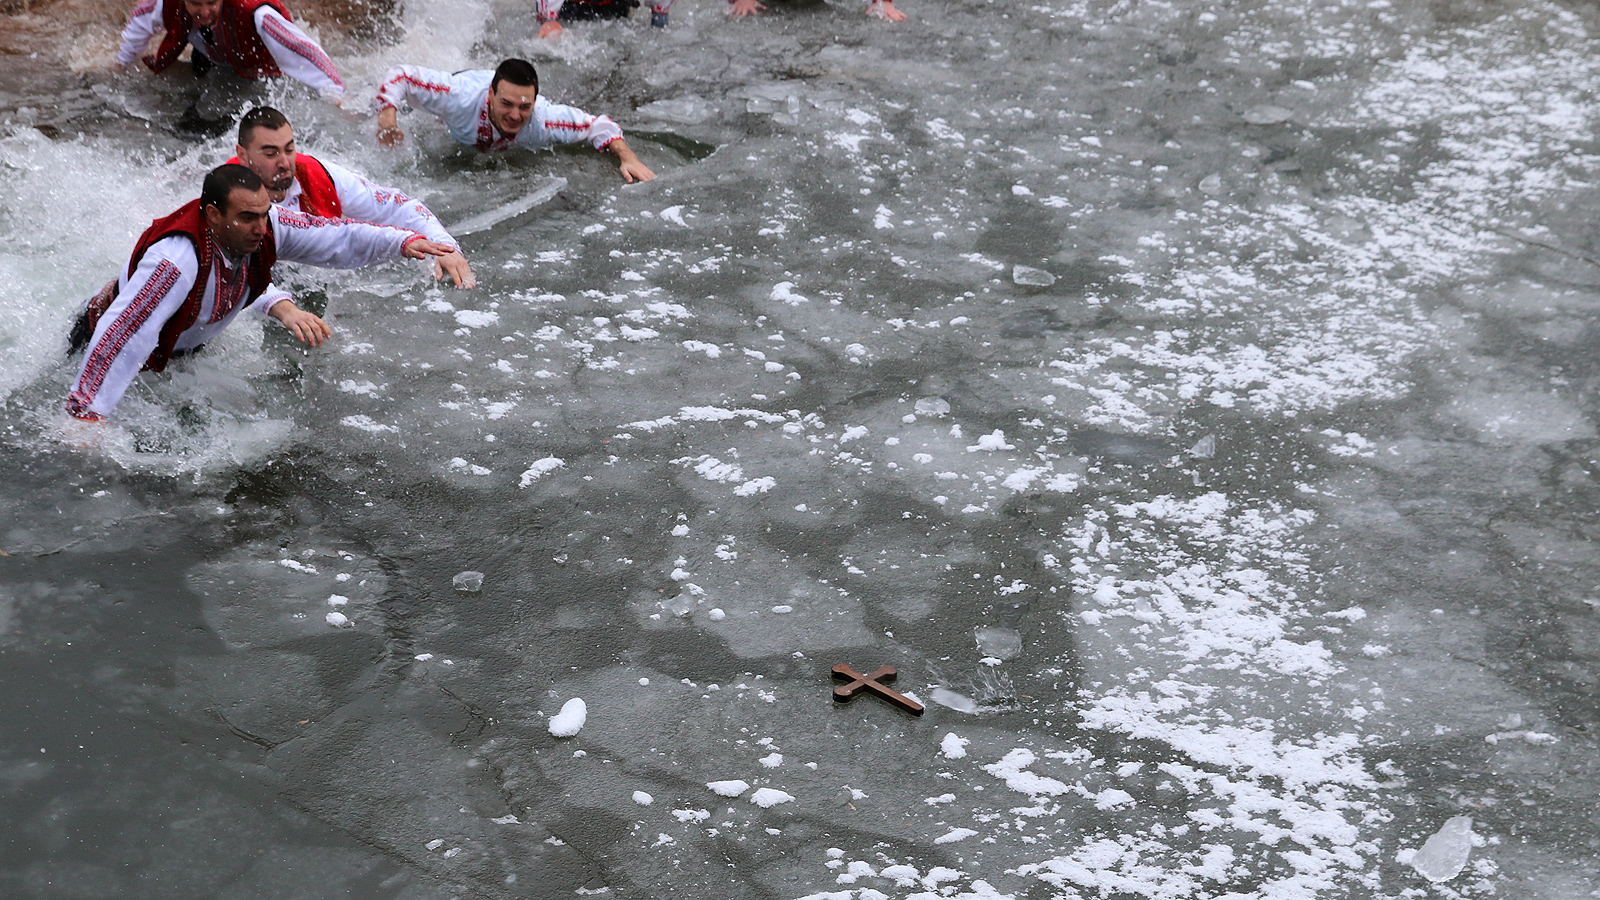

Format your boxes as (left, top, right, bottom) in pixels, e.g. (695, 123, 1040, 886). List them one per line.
(260, 14, 342, 87)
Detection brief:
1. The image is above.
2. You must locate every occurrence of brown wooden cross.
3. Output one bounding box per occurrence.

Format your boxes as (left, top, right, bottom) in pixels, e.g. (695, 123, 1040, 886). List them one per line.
(831, 663, 925, 716)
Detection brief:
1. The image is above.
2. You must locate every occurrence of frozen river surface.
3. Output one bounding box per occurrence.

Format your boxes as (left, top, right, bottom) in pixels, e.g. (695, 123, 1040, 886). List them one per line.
(3, 0, 1600, 897)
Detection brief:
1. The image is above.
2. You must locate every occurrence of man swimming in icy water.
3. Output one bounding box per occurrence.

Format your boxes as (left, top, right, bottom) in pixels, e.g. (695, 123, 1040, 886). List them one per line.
(115, 0, 345, 132)
(231, 106, 475, 288)
(65, 165, 455, 422)
(373, 58, 656, 184)
(729, 0, 907, 22)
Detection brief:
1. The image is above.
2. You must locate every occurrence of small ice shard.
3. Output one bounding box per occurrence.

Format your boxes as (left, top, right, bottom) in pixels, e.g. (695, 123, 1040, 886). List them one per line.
(707, 608, 726, 620)
(1188, 434, 1217, 458)
(490, 814, 520, 824)
(759, 752, 783, 767)
(326, 594, 348, 606)
(452, 571, 484, 592)
(750, 788, 794, 808)
(1242, 104, 1294, 125)
(633, 791, 654, 806)
(325, 611, 351, 628)
(934, 827, 978, 844)
(914, 397, 951, 417)
(1198, 173, 1224, 195)
(707, 780, 750, 797)
(548, 698, 587, 737)
(974, 626, 1022, 660)
(940, 733, 969, 759)
(931, 688, 979, 713)
(1012, 264, 1057, 287)
(1410, 816, 1474, 883)
(425, 839, 445, 850)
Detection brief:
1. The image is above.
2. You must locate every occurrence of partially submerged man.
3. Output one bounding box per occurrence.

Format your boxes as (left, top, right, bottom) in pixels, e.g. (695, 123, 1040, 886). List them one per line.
(231, 106, 475, 288)
(67, 164, 454, 422)
(373, 58, 655, 183)
(730, 0, 906, 21)
(116, 0, 345, 125)
(534, 0, 676, 37)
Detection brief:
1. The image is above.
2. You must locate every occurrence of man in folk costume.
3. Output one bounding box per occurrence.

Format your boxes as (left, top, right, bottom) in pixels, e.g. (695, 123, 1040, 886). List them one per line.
(66, 164, 455, 422)
(116, 0, 345, 125)
(373, 58, 655, 184)
(534, 0, 674, 37)
(230, 106, 475, 288)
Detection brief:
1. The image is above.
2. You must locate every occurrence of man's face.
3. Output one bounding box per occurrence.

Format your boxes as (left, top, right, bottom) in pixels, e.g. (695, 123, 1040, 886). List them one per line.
(487, 81, 537, 136)
(237, 124, 297, 197)
(183, 0, 224, 28)
(205, 186, 272, 257)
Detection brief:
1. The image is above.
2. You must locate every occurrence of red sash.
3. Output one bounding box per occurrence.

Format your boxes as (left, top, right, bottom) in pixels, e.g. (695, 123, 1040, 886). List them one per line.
(144, 0, 292, 79)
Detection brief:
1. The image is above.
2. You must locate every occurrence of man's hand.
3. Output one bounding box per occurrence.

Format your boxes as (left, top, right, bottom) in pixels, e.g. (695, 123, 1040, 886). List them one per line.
(376, 107, 405, 147)
(729, 0, 765, 15)
(539, 19, 564, 38)
(609, 139, 656, 183)
(434, 250, 477, 288)
(402, 237, 457, 260)
(269, 300, 332, 347)
(866, 0, 907, 19)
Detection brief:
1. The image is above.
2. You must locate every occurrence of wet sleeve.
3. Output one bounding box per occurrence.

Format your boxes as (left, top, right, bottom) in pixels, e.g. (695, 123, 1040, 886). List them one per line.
(249, 284, 293, 317)
(67, 239, 198, 420)
(255, 7, 345, 99)
(527, 100, 624, 152)
(326, 161, 456, 246)
(271, 207, 415, 269)
(649, 0, 673, 14)
(537, 0, 564, 21)
(117, 0, 164, 68)
(375, 65, 456, 116)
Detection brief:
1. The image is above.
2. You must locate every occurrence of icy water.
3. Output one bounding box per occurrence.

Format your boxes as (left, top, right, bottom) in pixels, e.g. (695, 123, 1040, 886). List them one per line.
(4, 0, 1600, 897)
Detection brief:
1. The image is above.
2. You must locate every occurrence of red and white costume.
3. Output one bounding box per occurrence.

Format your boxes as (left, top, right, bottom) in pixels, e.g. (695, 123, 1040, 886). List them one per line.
(68, 203, 419, 420)
(117, 0, 345, 100)
(534, 0, 674, 23)
(229, 152, 456, 245)
(374, 66, 623, 154)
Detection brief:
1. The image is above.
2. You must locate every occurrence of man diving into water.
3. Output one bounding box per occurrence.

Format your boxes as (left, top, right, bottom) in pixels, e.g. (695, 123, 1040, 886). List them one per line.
(66, 164, 454, 422)
(230, 106, 475, 288)
(373, 58, 655, 184)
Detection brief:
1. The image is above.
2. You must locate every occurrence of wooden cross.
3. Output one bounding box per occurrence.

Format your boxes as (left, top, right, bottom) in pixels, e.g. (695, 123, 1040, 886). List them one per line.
(831, 663, 924, 716)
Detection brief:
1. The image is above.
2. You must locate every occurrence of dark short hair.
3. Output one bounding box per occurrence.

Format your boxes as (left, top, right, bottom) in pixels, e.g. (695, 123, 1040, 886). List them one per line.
(201, 164, 264, 215)
(238, 106, 291, 147)
(491, 58, 539, 94)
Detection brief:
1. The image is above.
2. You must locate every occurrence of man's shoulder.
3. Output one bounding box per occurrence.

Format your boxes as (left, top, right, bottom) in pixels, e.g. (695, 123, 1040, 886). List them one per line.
(141, 233, 201, 269)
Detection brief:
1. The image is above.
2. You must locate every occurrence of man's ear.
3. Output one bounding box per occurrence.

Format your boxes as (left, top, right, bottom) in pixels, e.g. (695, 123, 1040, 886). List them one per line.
(234, 143, 246, 159)
(204, 202, 224, 228)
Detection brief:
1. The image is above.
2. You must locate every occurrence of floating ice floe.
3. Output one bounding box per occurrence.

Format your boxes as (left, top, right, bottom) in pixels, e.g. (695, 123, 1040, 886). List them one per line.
(1409, 815, 1474, 882)
(940, 733, 969, 759)
(1012, 264, 1057, 287)
(452, 571, 484, 592)
(707, 780, 750, 797)
(632, 791, 654, 806)
(974, 626, 1022, 660)
(750, 788, 794, 808)
(548, 698, 587, 737)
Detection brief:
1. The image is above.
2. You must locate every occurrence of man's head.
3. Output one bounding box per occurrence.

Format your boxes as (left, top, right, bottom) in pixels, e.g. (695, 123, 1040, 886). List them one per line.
(236, 106, 297, 198)
(201, 164, 272, 257)
(182, 0, 224, 27)
(487, 59, 539, 137)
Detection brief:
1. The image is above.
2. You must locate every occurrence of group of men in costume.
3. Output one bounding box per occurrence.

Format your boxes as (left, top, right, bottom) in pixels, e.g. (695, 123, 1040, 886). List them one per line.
(73, 0, 906, 422)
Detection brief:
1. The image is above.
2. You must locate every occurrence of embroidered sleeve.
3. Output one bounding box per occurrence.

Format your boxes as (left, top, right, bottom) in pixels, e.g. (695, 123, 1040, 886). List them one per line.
(256, 7, 345, 97)
(117, 0, 164, 68)
(375, 65, 455, 115)
(271, 206, 415, 269)
(537, 0, 564, 21)
(525, 99, 624, 151)
(67, 241, 197, 420)
(327, 161, 456, 245)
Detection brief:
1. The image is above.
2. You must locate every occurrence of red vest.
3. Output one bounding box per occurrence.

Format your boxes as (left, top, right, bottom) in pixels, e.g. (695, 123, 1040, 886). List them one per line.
(226, 152, 342, 218)
(144, 0, 292, 79)
(84, 199, 278, 372)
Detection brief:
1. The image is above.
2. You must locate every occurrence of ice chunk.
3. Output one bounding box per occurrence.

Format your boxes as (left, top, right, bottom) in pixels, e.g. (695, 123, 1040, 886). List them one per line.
(759, 752, 783, 767)
(1188, 434, 1216, 458)
(1012, 265, 1057, 287)
(1199, 173, 1224, 195)
(519, 457, 566, 487)
(974, 626, 1022, 660)
(707, 779, 750, 797)
(1410, 815, 1474, 882)
(633, 791, 654, 806)
(934, 827, 978, 844)
(940, 733, 969, 759)
(914, 397, 951, 417)
(325, 611, 351, 628)
(931, 688, 979, 713)
(549, 698, 587, 737)
(452, 571, 484, 592)
(1242, 104, 1294, 125)
(750, 788, 794, 808)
